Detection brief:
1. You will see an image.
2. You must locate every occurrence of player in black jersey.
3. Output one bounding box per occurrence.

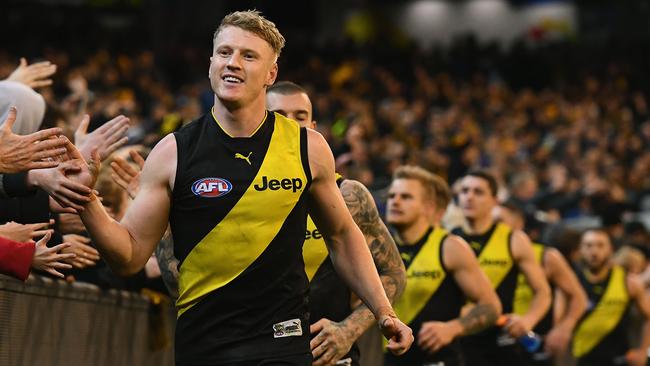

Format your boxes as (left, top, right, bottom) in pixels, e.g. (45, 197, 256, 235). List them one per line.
(63, 10, 413, 365)
(266, 81, 406, 366)
(494, 202, 587, 366)
(385, 166, 501, 366)
(452, 170, 551, 366)
(110, 83, 407, 366)
(572, 229, 650, 366)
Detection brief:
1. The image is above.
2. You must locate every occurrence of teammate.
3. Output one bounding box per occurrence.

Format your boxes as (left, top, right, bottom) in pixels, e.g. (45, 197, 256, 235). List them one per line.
(452, 170, 551, 366)
(572, 229, 650, 366)
(494, 201, 587, 365)
(384, 165, 501, 366)
(64, 10, 412, 365)
(266, 81, 407, 366)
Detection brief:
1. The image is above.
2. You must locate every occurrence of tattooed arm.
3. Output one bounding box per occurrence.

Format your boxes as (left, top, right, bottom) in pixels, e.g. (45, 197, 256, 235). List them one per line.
(418, 235, 501, 354)
(154, 229, 179, 299)
(310, 179, 406, 365)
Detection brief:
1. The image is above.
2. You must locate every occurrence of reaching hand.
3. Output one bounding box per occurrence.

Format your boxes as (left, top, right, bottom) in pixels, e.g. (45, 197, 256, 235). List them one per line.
(61, 234, 100, 269)
(6, 58, 57, 89)
(110, 150, 145, 199)
(0, 220, 54, 243)
(27, 144, 94, 212)
(60, 137, 101, 195)
(378, 310, 414, 356)
(0, 107, 67, 173)
(310, 318, 356, 366)
(56, 213, 87, 235)
(31, 232, 75, 278)
(75, 114, 129, 162)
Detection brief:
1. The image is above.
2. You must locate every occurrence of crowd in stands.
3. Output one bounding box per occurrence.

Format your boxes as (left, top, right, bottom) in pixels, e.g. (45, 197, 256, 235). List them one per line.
(0, 33, 649, 294)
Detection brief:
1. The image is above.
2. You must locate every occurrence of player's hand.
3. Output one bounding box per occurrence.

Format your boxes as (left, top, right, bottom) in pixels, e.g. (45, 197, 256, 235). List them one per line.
(501, 314, 530, 338)
(378, 310, 414, 355)
(60, 137, 101, 196)
(418, 321, 461, 354)
(310, 318, 355, 366)
(626, 348, 647, 366)
(544, 323, 571, 355)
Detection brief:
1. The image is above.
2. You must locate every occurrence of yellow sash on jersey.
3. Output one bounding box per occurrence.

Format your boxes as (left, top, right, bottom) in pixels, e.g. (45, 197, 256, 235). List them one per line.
(176, 115, 307, 317)
(303, 215, 328, 281)
(393, 227, 448, 326)
(513, 243, 545, 315)
(476, 223, 513, 290)
(572, 265, 629, 358)
(301, 173, 343, 281)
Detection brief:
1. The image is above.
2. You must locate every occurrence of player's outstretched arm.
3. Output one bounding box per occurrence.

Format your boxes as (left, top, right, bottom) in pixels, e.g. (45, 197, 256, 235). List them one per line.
(76, 134, 175, 275)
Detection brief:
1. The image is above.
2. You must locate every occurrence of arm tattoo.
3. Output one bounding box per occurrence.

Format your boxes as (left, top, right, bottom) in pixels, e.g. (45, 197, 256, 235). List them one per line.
(154, 231, 179, 299)
(458, 303, 498, 336)
(340, 179, 406, 303)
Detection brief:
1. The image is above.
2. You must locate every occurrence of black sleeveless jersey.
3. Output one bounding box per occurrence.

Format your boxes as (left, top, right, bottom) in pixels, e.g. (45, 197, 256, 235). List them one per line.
(453, 222, 518, 348)
(572, 265, 630, 365)
(170, 111, 312, 364)
(386, 227, 465, 366)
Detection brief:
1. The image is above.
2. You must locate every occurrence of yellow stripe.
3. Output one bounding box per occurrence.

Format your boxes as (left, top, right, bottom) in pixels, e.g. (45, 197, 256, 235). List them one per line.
(176, 116, 306, 316)
(211, 107, 268, 138)
(572, 265, 629, 358)
(393, 227, 448, 326)
(477, 223, 513, 290)
(513, 243, 545, 315)
(303, 215, 328, 281)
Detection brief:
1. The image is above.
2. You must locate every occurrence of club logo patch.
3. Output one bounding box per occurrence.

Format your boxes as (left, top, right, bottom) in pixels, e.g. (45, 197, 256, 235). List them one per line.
(273, 318, 303, 338)
(191, 177, 232, 198)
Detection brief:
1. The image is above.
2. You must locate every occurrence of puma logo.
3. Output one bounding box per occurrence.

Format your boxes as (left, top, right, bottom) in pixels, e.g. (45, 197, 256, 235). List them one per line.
(235, 152, 252, 165)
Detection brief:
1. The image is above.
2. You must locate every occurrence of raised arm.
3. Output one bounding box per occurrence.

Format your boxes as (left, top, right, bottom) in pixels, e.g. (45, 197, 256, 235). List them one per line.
(506, 231, 551, 337)
(311, 178, 406, 365)
(543, 248, 588, 355)
(418, 235, 502, 353)
(75, 134, 176, 275)
(305, 129, 413, 355)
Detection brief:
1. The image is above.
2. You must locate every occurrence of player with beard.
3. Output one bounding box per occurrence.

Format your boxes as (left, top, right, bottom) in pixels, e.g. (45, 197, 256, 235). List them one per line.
(572, 229, 650, 366)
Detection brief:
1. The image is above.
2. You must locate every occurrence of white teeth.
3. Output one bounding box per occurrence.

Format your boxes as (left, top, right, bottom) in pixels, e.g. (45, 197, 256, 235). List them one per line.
(223, 76, 241, 83)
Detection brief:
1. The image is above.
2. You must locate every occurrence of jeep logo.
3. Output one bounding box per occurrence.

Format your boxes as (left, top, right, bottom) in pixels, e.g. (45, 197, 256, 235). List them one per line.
(305, 229, 322, 240)
(254, 176, 303, 192)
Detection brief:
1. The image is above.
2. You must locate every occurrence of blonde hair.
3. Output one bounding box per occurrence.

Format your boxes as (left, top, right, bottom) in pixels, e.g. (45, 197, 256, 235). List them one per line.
(394, 165, 451, 210)
(214, 10, 285, 58)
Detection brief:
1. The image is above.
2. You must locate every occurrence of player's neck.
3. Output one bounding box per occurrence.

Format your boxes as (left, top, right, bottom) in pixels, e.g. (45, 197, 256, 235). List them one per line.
(212, 96, 267, 137)
(584, 261, 612, 282)
(463, 214, 494, 236)
(397, 219, 431, 245)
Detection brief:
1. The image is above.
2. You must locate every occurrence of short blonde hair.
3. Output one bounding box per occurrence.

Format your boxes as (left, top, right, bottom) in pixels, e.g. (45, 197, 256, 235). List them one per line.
(214, 10, 286, 58)
(394, 165, 451, 210)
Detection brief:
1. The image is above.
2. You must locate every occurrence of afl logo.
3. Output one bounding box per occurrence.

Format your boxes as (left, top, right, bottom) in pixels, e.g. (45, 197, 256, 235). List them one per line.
(191, 177, 232, 198)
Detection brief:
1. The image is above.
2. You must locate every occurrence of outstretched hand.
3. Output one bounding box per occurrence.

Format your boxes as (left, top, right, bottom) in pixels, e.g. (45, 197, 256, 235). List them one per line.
(0, 107, 66, 173)
(110, 150, 145, 199)
(75, 114, 129, 162)
(31, 232, 75, 278)
(6, 58, 57, 89)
